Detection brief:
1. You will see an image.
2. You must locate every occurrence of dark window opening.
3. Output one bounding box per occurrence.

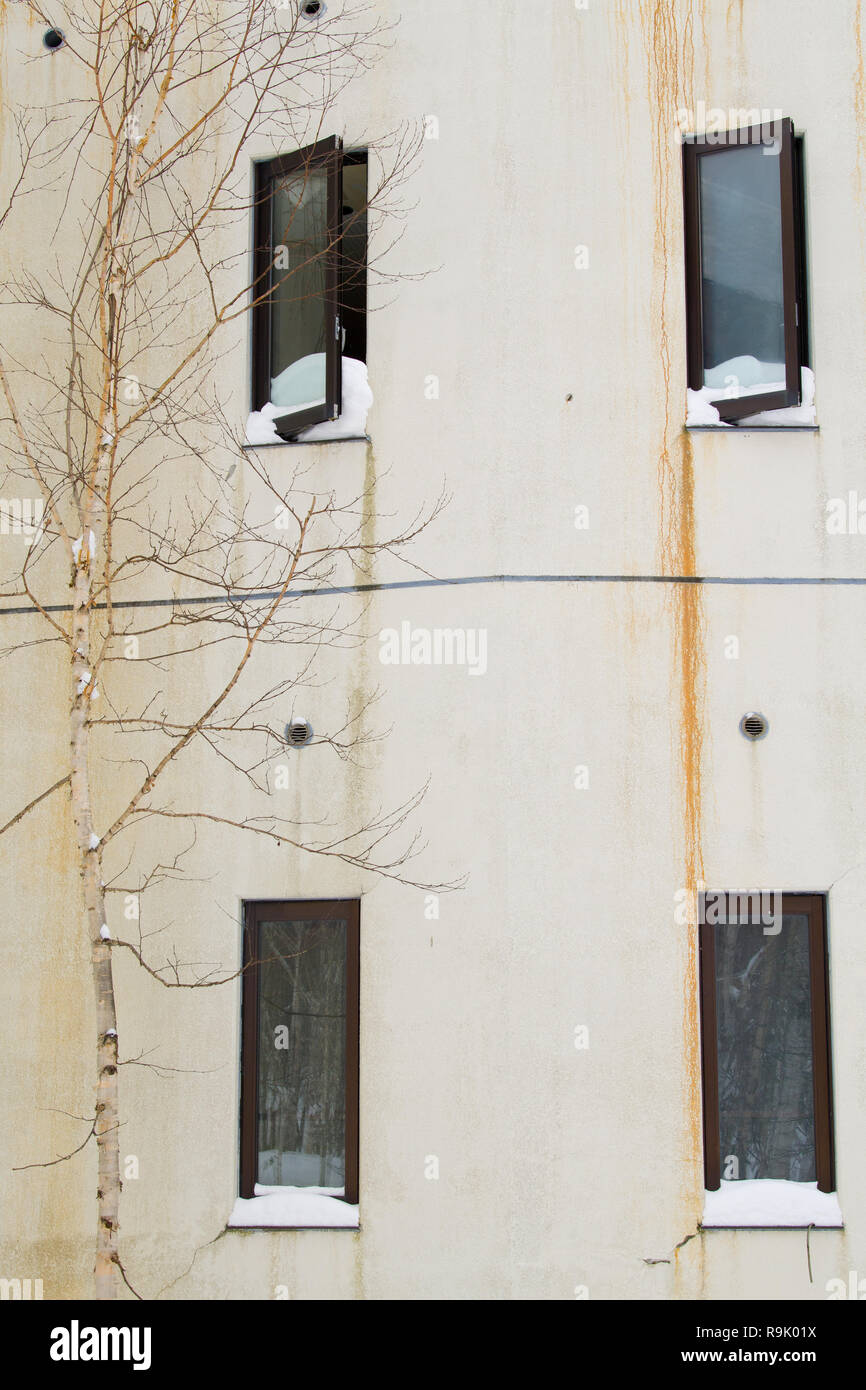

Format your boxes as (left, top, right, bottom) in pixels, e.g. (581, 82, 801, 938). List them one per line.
(682, 119, 809, 423)
(240, 900, 360, 1203)
(252, 140, 367, 440)
(699, 892, 834, 1193)
(340, 156, 368, 364)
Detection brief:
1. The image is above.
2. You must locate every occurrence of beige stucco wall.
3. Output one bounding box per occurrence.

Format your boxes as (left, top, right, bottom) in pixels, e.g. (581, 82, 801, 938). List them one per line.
(1, 0, 865, 1299)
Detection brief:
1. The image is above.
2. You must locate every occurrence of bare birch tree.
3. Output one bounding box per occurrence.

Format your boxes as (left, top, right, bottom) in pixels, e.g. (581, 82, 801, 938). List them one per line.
(0, 0, 446, 1300)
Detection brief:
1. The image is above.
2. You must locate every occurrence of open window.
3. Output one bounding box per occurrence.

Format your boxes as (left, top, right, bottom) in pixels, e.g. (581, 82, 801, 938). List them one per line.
(699, 892, 834, 1198)
(252, 139, 367, 440)
(239, 900, 360, 1210)
(682, 119, 809, 423)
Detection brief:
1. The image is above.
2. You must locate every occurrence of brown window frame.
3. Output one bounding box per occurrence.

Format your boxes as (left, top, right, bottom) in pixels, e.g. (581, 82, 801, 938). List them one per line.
(239, 899, 360, 1204)
(252, 139, 367, 440)
(682, 118, 809, 423)
(698, 892, 834, 1193)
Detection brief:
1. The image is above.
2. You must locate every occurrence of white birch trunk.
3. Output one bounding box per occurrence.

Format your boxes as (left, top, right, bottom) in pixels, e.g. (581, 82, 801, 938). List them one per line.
(70, 539, 120, 1300)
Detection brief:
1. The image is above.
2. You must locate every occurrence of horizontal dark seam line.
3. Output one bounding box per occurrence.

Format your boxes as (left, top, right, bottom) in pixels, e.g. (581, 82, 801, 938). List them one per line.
(3, 572, 866, 616)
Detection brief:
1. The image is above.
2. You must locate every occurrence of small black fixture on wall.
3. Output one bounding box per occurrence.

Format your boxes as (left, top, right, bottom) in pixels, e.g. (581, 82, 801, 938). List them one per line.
(739, 711, 769, 741)
(286, 718, 313, 748)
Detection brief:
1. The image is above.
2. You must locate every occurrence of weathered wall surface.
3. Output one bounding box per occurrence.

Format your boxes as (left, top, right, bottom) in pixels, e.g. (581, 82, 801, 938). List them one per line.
(1, 0, 865, 1299)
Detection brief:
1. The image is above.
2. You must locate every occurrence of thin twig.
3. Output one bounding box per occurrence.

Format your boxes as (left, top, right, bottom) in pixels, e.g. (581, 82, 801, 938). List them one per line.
(0, 773, 71, 837)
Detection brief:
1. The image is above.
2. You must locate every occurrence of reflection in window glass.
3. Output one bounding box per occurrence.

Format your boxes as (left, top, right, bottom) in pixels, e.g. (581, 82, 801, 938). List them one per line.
(270, 172, 328, 411)
(715, 914, 815, 1181)
(699, 145, 784, 382)
(256, 918, 347, 1189)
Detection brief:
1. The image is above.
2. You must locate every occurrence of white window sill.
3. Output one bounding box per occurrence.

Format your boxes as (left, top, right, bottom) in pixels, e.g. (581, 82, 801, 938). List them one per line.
(687, 423, 818, 432)
(241, 435, 370, 449)
(702, 1180, 843, 1229)
(228, 1185, 359, 1230)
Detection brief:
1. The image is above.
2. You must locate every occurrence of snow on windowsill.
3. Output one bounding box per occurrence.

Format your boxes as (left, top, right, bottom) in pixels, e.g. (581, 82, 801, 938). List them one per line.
(245, 355, 372, 447)
(228, 1185, 359, 1229)
(686, 360, 816, 428)
(702, 1180, 843, 1229)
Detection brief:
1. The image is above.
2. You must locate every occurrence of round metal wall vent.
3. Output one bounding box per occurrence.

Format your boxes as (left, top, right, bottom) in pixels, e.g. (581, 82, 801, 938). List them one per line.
(286, 718, 313, 748)
(740, 711, 769, 741)
(43, 28, 65, 50)
(300, 1, 326, 20)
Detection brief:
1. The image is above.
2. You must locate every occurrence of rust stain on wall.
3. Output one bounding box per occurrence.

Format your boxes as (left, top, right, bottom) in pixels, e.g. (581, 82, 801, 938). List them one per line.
(0, 3, 6, 152)
(855, 2, 866, 207)
(638, 1, 706, 1207)
(358, 440, 377, 575)
(699, 2, 712, 109)
(613, 1, 632, 131)
(672, 431, 705, 1192)
(343, 442, 377, 843)
(725, 0, 746, 88)
(726, 0, 744, 41)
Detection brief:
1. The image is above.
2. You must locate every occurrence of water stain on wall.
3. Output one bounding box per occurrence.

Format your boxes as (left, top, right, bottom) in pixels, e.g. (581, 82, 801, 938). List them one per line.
(637, 0, 706, 1227)
(855, 2, 866, 208)
(345, 441, 377, 831)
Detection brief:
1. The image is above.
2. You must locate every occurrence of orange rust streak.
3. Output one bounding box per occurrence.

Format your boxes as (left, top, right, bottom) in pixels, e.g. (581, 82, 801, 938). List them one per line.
(614, 0, 632, 130)
(699, 2, 712, 111)
(677, 432, 705, 1177)
(726, 0, 744, 42)
(638, 2, 705, 1191)
(855, 2, 865, 207)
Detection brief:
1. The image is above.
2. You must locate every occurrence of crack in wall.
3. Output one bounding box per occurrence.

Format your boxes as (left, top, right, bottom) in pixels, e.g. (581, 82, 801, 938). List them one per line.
(643, 1227, 699, 1266)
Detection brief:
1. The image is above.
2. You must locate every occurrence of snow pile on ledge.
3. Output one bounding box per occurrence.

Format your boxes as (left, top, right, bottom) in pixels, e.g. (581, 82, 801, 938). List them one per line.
(686, 391, 731, 426)
(740, 365, 816, 425)
(702, 1179, 842, 1228)
(72, 531, 97, 563)
(228, 1184, 359, 1229)
(245, 356, 372, 445)
(245, 406, 286, 446)
(686, 360, 816, 427)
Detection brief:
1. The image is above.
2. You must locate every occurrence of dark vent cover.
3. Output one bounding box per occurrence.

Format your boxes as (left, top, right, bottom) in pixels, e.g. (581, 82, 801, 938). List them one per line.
(740, 712, 769, 741)
(287, 719, 313, 748)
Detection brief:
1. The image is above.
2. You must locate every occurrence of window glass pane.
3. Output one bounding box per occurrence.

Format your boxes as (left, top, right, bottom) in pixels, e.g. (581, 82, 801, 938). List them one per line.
(269, 171, 328, 410)
(257, 918, 347, 1190)
(699, 144, 785, 394)
(715, 914, 815, 1181)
